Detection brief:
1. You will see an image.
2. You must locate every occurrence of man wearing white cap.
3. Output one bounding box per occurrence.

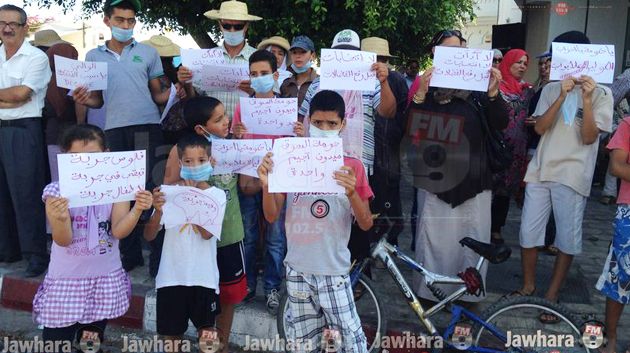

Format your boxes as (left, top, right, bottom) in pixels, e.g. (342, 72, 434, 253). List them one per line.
(177, 0, 261, 119)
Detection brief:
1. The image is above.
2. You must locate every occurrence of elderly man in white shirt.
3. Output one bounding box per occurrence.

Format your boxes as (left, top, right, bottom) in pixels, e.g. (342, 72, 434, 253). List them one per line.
(0, 4, 51, 277)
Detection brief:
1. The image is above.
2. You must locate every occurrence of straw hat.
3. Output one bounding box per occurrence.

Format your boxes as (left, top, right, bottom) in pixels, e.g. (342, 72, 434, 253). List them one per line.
(204, 0, 262, 21)
(141, 35, 181, 57)
(257, 36, 290, 52)
(361, 37, 397, 58)
(30, 29, 70, 48)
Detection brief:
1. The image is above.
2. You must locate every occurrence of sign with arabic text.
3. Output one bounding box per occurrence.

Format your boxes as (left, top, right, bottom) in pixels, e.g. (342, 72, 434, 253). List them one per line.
(430, 46, 493, 92)
(550, 43, 615, 84)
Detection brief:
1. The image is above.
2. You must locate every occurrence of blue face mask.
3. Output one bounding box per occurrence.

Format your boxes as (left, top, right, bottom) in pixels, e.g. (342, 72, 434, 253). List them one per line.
(251, 74, 276, 94)
(111, 26, 133, 42)
(309, 124, 341, 138)
(172, 56, 182, 68)
(223, 30, 245, 46)
(180, 162, 213, 181)
(199, 127, 223, 142)
(291, 60, 312, 74)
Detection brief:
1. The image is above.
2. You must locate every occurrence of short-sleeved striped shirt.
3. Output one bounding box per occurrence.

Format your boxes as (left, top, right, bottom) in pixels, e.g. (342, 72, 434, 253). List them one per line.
(298, 77, 381, 170)
(195, 44, 257, 120)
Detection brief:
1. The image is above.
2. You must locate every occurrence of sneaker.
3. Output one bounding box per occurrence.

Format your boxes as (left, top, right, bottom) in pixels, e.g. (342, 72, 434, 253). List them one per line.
(266, 289, 280, 315)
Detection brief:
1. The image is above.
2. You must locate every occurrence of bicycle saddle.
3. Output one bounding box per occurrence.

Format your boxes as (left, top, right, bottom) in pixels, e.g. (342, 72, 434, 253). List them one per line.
(459, 237, 511, 264)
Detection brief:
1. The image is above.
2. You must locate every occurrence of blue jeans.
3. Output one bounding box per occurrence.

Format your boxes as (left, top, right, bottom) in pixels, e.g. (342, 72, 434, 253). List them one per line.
(239, 191, 287, 294)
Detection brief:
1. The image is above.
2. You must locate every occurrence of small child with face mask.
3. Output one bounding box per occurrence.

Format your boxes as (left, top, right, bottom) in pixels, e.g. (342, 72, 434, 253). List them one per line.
(258, 90, 374, 353)
(144, 133, 222, 349)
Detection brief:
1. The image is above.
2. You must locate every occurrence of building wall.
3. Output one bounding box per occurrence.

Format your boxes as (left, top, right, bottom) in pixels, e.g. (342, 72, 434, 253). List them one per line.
(584, 0, 628, 73)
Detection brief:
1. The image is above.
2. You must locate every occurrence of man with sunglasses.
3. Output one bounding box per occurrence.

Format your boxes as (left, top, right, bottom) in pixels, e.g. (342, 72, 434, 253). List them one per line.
(0, 4, 51, 277)
(177, 0, 261, 119)
(73, 0, 171, 273)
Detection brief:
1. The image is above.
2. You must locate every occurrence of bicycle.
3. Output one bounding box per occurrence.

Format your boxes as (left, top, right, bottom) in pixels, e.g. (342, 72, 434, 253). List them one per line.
(278, 236, 593, 353)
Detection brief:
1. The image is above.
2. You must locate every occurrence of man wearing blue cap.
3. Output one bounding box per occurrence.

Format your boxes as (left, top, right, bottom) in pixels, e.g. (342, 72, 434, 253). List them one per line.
(280, 35, 319, 108)
(73, 0, 171, 272)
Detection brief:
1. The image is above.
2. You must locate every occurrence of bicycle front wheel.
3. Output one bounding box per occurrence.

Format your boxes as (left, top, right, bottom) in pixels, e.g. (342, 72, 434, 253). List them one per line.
(277, 275, 386, 353)
(474, 296, 590, 353)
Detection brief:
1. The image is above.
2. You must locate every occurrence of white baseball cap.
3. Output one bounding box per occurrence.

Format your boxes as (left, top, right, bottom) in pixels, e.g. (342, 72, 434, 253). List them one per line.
(331, 29, 360, 50)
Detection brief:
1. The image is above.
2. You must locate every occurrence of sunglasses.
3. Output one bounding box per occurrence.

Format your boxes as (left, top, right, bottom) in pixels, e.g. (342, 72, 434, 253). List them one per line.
(221, 23, 245, 31)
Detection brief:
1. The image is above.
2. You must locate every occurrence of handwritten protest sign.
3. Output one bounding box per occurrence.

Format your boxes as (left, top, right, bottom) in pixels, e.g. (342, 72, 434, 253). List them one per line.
(212, 139, 273, 177)
(240, 97, 298, 136)
(54, 55, 108, 91)
(196, 64, 250, 92)
(160, 185, 227, 237)
(268, 138, 345, 193)
(550, 43, 615, 84)
(430, 46, 493, 92)
(180, 48, 225, 84)
(319, 49, 377, 91)
(58, 150, 146, 207)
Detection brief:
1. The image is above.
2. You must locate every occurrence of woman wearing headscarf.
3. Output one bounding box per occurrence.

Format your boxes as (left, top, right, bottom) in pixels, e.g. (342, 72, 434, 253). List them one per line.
(407, 30, 509, 302)
(44, 43, 79, 182)
(490, 49, 534, 245)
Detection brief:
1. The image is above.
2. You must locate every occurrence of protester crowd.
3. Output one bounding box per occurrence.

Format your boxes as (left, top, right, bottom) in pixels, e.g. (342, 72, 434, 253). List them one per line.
(1, 0, 629, 352)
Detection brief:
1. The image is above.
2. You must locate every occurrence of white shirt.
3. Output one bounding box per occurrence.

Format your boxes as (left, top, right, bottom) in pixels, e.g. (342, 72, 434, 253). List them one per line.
(0, 40, 51, 120)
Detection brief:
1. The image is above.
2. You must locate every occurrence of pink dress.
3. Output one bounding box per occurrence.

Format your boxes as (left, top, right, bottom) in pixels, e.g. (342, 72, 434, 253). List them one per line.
(32, 182, 131, 328)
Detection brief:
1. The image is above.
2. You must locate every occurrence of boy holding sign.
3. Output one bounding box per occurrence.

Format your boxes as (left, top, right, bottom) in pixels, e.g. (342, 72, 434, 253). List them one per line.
(144, 134, 221, 350)
(258, 90, 374, 352)
(517, 32, 614, 323)
(231, 49, 304, 314)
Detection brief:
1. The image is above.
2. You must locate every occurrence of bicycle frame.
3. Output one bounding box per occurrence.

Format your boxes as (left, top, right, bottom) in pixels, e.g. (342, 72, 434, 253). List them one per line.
(350, 237, 511, 352)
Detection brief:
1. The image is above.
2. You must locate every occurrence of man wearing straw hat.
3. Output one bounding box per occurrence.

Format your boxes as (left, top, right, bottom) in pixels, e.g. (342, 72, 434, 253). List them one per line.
(177, 0, 261, 119)
(30, 29, 70, 52)
(360, 36, 408, 248)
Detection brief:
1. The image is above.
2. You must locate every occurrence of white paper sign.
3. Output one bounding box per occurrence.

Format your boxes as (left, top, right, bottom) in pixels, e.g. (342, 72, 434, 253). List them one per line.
(160, 84, 180, 123)
(181, 48, 226, 85)
(212, 139, 273, 177)
(160, 185, 227, 237)
(196, 64, 250, 92)
(268, 138, 345, 193)
(319, 49, 377, 91)
(278, 69, 293, 84)
(54, 55, 108, 91)
(58, 150, 146, 207)
(430, 46, 493, 92)
(550, 43, 615, 84)
(240, 97, 298, 136)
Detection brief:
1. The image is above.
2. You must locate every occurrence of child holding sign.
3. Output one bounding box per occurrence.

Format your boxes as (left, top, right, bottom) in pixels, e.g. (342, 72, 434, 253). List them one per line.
(258, 90, 374, 352)
(163, 96, 247, 353)
(144, 134, 221, 349)
(34, 124, 153, 350)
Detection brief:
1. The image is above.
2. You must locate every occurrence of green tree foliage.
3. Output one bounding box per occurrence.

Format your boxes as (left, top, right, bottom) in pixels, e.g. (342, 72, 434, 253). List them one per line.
(26, 0, 475, 62)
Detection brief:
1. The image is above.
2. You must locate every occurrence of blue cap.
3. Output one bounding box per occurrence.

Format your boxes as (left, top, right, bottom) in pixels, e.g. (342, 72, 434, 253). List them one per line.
(536, 51, 551, 59)
(290, 35, 315, 52)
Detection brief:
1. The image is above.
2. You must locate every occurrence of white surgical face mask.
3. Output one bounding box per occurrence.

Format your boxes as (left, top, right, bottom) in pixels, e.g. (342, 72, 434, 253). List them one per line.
(309, 124, 341, 138)
(223, 30, 245, 46)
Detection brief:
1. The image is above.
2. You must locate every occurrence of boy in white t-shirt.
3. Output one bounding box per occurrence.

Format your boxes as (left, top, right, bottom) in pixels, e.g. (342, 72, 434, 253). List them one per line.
(258, 90, 374, 353)
(144, 134, 225, 348)
(515, 32, 613, 323)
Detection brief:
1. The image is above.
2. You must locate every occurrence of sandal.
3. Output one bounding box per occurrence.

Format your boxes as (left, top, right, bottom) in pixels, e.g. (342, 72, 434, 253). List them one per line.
(538, 311, 561, 324)
(503, 287, 536, 298)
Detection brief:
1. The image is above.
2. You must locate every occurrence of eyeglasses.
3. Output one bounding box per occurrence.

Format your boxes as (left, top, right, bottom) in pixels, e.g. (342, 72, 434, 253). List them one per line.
(0, 21, 25, 30)
(493, 58, 502, 64)
(221, 23, 245, 31)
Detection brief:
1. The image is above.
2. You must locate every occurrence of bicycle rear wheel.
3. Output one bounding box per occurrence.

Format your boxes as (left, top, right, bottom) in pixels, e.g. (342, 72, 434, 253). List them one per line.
(277, 275, 386, 353)
(474, 296, 590, 353)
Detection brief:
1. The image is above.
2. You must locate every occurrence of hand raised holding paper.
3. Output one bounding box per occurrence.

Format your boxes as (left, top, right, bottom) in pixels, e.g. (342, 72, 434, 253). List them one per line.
(177, 66, 193, 83)
(579, 75, 596, 99)
(151, 187, 166, 212)
(333, 166, 357, 197)
(371, 62, 389, 83)
(257, 152, 274, 188)
(132, 190, 154, 213)
(45, 197, 70, 224)
(488, 67, 502, 97)
(293, 121, 305, 137)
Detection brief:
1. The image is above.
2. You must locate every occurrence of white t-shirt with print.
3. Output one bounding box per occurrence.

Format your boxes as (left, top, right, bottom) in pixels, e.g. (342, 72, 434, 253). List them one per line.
(525, 81, 613, 196)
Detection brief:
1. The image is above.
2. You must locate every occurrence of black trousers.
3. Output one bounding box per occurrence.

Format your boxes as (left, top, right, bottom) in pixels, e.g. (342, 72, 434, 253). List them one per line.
(491, 194, 511, 233)
(105, 124, 164, 265)
(0, 118, 48, 264)
(42, 319, 107, 353)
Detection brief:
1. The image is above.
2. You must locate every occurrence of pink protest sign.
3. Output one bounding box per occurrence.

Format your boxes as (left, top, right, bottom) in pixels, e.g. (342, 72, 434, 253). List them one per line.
(268, 137, 345, 193)
(240, 97, 298, 136)
(58, 150, 146, 207)
(550, 43, 615, 84)
(160, 185, 227, 237)
(430, 46, 493, 92)
(319, 49, 377, 91)
(54, 55, 108, 91)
